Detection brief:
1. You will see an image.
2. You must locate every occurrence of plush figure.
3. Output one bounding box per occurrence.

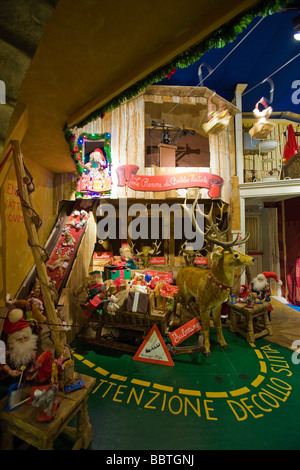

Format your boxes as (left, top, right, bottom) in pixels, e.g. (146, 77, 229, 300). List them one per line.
(35, 350, 54, 384)
(84, 148, 107, 179)
(11, 299, 46, 326)
(249, 272, 281, 319)
(28, 296, 44, 313)
(73, 271, 104, 298)
(47, 252, 70, 271)
(119, 242, 138, 268)
(249, 273, 271, 301)
(237, 284, 249, 302)
(62, 229, 76, 247)
(119, 242, 134, 259)
(3, 308, 38, 370)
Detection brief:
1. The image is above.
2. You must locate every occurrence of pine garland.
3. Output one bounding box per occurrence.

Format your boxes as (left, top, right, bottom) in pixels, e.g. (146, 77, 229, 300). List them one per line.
(64, 0, 291, 167)
(67, 131, 111, 175)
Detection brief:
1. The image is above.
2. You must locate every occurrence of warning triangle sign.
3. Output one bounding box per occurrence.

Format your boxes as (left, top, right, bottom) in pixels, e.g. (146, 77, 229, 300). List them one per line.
(133, 324, 174, 367)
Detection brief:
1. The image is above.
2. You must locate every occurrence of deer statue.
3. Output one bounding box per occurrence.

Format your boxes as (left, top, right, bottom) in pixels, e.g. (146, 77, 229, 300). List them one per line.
(179, 240, 205, 267)
(135, 240, 162, 268)
(176, 193, 254, 356)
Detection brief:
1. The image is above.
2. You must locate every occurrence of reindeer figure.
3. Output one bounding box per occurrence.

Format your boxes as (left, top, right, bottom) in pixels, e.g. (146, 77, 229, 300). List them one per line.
(135, 240, 161, 268)
(176, 193, 254, 356)
(179, 240, 205, 267)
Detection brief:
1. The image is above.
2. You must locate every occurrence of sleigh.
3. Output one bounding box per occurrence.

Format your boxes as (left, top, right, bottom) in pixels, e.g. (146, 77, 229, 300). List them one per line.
(77, 294, 204, 356)
(78, 294, 174, 353)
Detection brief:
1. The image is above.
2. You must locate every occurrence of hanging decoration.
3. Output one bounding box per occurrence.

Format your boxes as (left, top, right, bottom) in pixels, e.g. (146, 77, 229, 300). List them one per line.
(202, 94, 230, 134)
(65, 131, 112, 198)
(249, 97, 275, 139)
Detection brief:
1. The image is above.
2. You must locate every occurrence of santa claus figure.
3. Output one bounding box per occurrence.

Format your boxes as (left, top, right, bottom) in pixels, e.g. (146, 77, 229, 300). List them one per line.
(249, 271, 282, 319)
(2, 307, 38, 371)
(84, 147, 107, 179)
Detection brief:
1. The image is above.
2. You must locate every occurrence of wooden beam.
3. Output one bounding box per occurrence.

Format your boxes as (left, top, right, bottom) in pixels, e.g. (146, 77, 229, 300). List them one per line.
(0, 106, 28, 189)
(12, 139, 65, 357)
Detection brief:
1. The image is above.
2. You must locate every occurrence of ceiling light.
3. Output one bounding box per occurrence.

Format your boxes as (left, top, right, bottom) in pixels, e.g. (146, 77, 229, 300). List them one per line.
(293, 14, 300, 40)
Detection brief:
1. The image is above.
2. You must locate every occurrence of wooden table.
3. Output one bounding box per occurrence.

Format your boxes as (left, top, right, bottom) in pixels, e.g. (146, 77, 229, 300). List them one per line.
(229, 302, 273, 343)
(0, 374, 96, 450)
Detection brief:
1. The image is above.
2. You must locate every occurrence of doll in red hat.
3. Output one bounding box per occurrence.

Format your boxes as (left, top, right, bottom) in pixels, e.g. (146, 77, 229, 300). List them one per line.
(2, 307, 38, 371)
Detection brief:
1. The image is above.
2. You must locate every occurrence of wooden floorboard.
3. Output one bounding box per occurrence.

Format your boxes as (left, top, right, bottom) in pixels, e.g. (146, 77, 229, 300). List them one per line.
(265, 297, 300, 350)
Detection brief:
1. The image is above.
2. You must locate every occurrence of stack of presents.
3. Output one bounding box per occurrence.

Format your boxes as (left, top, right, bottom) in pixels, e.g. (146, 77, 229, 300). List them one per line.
(74, 249, 179, 325)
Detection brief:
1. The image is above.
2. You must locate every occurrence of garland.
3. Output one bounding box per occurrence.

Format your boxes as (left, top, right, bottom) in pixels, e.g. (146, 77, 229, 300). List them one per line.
(64, 0, 290, 161)
(66, 131, 111, 175)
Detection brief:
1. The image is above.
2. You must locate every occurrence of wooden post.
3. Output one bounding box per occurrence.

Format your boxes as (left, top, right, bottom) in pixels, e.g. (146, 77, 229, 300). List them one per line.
(230, 175, 242, 295)
(12, 140, 65, 357)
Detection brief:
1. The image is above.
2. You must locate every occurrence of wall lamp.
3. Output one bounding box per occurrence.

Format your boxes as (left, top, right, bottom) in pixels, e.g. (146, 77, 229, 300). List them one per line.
(293, 13, 300, 40)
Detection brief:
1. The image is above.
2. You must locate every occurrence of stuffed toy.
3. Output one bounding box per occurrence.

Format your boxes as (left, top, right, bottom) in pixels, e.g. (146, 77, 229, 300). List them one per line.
(47, 252, 70, 271)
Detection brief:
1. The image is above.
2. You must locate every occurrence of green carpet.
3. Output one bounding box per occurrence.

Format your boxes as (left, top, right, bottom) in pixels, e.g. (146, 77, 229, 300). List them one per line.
(63, 326, 300, 451)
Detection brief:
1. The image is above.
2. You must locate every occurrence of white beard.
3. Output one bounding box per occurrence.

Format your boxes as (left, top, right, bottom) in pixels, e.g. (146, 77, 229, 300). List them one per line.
(7, 328, 37, 369)
(253, 279, 268, 292)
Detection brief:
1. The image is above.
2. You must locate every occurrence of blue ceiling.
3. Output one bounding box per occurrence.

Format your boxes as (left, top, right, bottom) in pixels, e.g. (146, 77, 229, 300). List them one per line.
(157, 10, 300, 116)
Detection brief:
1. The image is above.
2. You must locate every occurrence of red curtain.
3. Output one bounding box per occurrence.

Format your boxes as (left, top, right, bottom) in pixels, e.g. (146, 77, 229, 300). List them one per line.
(278, 197, 300, 305)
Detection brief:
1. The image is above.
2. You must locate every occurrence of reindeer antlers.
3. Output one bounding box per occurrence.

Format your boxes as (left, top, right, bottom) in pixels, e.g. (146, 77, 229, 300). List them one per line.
(150, 240, 161, 255)
(181, 190, 250, 249)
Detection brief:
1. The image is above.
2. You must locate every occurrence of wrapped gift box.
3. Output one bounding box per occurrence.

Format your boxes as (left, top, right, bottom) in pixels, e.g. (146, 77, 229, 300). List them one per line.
(156, 295, 175, 312)
(104, 265, 131, 281)
(156, 283, 179, 311)
(127, 291, 149, 314)
(83, 294, 103, 317)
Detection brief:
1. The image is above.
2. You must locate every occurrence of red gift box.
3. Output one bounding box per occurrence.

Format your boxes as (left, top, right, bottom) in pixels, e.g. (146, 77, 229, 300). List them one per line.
(159, 283, 179, 297)
(83, 294, 103, 317)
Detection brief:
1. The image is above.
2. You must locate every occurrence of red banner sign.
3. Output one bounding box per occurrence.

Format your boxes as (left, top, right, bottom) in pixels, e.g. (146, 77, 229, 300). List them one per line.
(116, 165, 223, 198)
(169, 318, 201, 346)
(194, 257, 207, 265)
(142, 270, 173, 283)
(149, 257, 165, 265)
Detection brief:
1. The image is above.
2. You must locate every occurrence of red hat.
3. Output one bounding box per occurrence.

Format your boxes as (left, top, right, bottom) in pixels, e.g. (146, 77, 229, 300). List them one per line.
(262, 272, 282, 286)
(3, 308, 30, 335)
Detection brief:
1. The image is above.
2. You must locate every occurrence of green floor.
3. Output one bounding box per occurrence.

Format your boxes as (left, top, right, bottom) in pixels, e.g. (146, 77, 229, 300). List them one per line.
(61, 326, 300, 450)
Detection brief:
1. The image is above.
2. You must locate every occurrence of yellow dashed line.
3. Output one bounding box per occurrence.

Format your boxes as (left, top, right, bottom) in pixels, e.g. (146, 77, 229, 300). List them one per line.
(94, 366, 109, 376)
(73, 354, 84, 361)
(110, 374, 127, 382)
(230, 387, 250, 397)
(254, 349, 264, 359)
(75, 344, 268, 398)
(153, 383, 174, 393)
(131, 379, 151, 387)
(179, 388, 201, 397)
(251, 374, 265, 387)
(205, 391, 228, 398)
(82, 359, 95, 368)
(260, 361, 267, 373)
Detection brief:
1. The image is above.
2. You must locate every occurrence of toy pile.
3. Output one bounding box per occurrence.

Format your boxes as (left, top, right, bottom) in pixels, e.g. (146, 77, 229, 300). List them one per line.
(74, 264, 179, 323)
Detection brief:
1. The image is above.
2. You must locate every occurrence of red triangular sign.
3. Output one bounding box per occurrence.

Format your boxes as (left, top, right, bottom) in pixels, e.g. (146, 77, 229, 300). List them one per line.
(133, 324, 174, 367)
